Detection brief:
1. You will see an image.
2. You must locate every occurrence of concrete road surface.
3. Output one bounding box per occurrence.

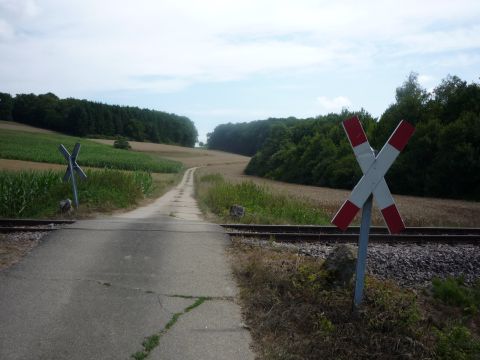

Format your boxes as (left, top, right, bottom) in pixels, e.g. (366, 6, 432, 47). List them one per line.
(0, 168, 254, 360)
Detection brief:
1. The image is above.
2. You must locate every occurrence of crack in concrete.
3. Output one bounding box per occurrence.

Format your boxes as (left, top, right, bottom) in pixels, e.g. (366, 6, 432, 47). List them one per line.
(0, 273, 155, 295)
(131, 296, 212, 360)
(1, 273, 236, 301)
(166, 293, 235, 301)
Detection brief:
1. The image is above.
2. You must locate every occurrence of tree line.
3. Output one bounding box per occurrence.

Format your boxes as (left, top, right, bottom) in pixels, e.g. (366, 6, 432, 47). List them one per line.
(206, 118, 299, 156)
(209, 74, 480, 201)
(0, 92, 198, 147)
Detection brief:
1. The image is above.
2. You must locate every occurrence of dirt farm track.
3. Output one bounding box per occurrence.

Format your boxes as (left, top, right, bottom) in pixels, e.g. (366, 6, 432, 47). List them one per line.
(1, 120, 480, 228)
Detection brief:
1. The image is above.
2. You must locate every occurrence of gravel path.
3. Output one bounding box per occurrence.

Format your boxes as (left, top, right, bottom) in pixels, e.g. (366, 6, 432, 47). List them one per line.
(237, 238, 480, 287)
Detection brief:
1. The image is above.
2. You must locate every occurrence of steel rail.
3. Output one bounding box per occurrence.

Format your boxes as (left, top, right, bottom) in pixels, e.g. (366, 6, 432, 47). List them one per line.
(0, 219, 76, 233)
(0, 227, 59, 233)
(220, 224, 480, 236)
(221, 224, 480, 244)
(0, 219, 76, 226)
(224, 231, 480, 244)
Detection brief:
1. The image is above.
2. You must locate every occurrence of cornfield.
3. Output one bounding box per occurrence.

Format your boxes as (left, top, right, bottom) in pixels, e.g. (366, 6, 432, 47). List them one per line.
(0, 169, 154, 218)
(0, 130, 183, 173)
(0, 171, 60, 217)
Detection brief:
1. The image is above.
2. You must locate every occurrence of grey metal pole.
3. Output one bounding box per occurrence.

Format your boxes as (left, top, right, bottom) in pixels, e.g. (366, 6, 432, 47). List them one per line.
(353, 194, 373, 309)
(68, 156, 79, 208)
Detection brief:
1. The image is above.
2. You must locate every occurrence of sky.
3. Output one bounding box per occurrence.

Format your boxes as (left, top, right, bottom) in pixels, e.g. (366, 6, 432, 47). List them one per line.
(1, 0, 479, 142)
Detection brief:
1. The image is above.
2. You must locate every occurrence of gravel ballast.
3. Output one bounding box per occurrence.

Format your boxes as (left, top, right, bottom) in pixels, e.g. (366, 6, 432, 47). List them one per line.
(0, 232, 48, 270)
(236, 238, 480, 287)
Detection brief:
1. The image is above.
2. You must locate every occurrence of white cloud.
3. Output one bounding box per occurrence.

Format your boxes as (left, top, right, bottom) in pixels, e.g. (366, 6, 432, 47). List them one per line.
(185, 108, 274, 119)
(0, 19, 14, 40)
(395, 25, 480, 55)
(418, 74, 435, 86)
(0, 0, 39, 18)
(317, 96, 352, 112)
(0, 0, 479, 95)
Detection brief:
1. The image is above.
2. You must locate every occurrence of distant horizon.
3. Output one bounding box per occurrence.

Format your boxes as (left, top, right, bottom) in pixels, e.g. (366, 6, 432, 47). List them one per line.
(4, 71, 477, 144)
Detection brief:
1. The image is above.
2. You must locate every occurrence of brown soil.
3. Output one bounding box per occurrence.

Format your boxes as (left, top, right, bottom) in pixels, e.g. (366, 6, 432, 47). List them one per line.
(0, 159, 65, 171)
(0, 120, 57, 134)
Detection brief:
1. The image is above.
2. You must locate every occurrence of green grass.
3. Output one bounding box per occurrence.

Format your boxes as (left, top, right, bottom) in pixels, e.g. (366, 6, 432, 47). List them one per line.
(0, 129, 182, 173)
(0, 169, 155, 218)
(185, 297, 209, 312)
(142, 335, 160, 352)
(196, 173, 329, 224)
(432, 277, 480, 315)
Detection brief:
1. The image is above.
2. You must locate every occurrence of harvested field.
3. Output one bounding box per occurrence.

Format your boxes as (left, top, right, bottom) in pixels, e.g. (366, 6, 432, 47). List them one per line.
(0, 120, 57, 134)
(197, 162, 480, 228)
(90, 139, 250, 168)
(0, 159, 65, 171)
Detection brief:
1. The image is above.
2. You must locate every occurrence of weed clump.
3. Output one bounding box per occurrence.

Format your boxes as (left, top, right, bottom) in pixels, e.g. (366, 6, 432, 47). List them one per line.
(432, 277, 480, 315)
(436, 325, 480, 360)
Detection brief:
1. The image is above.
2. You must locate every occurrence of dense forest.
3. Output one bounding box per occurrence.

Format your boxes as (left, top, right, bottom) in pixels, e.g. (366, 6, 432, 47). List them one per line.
(0, 92, 198, 147)
(206, 118, 299, 156)
(211, 74, 480, 201)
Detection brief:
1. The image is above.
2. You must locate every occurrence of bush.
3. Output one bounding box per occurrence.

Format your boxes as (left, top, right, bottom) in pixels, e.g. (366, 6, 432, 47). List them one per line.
(113, 136, 131, 150)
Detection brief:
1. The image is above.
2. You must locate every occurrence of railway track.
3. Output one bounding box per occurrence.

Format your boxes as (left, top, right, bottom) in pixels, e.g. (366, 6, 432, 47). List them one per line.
(0, 219, 76, 233)
(221, 224, 480, 244)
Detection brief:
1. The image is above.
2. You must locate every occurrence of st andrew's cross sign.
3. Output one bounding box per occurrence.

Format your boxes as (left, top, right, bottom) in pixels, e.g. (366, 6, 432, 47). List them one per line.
(331, 116, 415, 308)
(59, 143, 87, 208)
(332, 116, 415, 234)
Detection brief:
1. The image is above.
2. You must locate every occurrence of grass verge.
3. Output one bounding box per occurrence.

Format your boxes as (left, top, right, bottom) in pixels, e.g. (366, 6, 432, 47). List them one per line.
(230, 241, 480, 359)
(0, 129, 182, 173)
(0, 169, 157, 218)
(195, 173, 329, 224)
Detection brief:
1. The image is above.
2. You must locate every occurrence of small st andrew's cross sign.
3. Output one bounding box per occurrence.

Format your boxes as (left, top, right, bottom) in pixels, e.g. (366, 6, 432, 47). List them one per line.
(59, 143, 87, 208)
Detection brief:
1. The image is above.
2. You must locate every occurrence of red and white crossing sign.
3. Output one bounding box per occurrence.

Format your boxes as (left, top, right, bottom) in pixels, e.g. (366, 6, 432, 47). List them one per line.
(331, 116, 415, 234)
